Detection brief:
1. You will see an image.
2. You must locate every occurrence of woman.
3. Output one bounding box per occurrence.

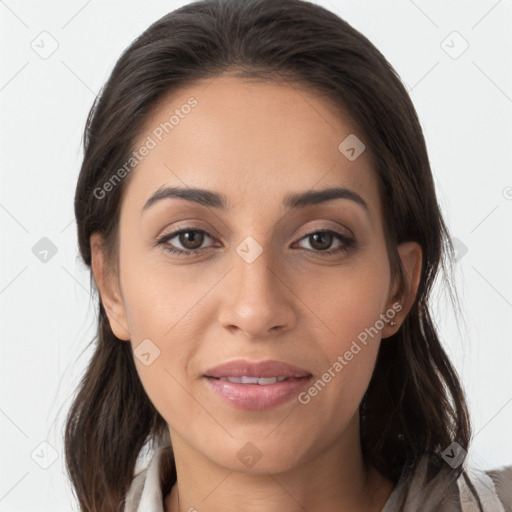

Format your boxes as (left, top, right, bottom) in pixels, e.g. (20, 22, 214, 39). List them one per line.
(65, 0, 511, 511)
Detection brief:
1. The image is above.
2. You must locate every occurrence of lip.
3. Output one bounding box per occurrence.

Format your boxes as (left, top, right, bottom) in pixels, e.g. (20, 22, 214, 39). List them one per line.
(203, 359, 312, 410)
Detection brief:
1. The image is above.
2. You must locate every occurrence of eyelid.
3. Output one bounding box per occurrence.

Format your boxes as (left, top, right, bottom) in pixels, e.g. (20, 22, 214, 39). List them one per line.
(295, 222, 354, 241)
(157, 221, 218, 241)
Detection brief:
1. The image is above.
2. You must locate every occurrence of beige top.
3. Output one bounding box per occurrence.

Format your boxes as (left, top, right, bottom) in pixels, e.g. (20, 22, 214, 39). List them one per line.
(124, 446, 512, 512)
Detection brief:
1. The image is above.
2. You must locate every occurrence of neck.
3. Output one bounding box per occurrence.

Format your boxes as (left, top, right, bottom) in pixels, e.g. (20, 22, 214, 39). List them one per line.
(164, 415, 394, 512)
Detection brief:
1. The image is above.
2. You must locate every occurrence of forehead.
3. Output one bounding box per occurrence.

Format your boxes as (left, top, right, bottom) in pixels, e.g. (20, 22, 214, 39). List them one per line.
(123, 74, 382, 223)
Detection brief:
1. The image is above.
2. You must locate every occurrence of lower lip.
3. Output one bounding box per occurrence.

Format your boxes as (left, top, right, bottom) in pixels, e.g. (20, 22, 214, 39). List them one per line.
(204, 376, 311, 410)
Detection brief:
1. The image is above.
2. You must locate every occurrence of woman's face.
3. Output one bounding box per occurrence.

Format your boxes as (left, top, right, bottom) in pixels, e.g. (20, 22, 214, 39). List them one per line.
(92, 74, 421, 474)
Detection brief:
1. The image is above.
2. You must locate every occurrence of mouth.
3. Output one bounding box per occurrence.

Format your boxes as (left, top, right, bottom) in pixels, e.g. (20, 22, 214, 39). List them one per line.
(203, 359, 313, 410)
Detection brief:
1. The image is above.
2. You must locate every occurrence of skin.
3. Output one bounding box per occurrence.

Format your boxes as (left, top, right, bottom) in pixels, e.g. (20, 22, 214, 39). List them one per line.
(91, 73, 422, 512)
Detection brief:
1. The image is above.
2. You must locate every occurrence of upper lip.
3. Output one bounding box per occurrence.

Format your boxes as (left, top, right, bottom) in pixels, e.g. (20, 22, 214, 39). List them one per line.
(204, 359, 312, 379)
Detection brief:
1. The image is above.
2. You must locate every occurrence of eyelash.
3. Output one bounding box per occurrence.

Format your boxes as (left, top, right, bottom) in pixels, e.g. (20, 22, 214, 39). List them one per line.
(156, 227, 356, 257)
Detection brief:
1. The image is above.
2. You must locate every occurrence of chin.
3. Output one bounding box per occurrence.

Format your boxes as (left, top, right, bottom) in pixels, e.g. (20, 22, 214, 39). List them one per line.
(203, 439, 308, 475)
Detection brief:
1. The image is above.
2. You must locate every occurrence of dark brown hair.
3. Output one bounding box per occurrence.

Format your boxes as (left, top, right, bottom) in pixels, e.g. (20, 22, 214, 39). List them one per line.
(66, 0, 471, 510)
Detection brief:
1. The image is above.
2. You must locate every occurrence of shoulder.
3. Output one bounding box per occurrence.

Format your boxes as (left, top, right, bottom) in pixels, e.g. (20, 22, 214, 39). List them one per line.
(456, 463, 512, 511)
(383, 457, 512, 512)
(481, 465, 512, 511)
(433, 462, 512, 512)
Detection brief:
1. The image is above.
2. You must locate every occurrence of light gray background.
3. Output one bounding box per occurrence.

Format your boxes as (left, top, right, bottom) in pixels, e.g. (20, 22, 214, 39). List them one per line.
(1, 1, 511, 510)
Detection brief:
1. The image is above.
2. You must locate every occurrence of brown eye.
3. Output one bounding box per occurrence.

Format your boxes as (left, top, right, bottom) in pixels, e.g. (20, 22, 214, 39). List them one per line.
(178, 230, 205, 250)
(295, 230, 355, 254)
(158, 228, 215, 256)
(308, 232, 334, 251)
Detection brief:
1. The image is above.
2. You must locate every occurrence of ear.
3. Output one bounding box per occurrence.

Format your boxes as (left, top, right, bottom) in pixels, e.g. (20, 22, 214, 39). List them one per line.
(382, 241, 422, 338)
(90, 232, 131, 341)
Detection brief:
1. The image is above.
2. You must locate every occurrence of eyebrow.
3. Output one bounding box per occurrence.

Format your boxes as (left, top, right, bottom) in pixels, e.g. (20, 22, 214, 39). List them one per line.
(142, 185, 370, 214)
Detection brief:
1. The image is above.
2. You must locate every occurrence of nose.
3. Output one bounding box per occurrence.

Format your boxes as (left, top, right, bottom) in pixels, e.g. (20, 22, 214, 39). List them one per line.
(217, 244, 297, 340)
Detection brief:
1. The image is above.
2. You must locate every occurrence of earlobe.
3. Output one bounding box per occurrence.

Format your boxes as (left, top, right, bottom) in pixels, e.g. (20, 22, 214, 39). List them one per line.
(90, 233, 131, 341)
(383, 241, 423, 338)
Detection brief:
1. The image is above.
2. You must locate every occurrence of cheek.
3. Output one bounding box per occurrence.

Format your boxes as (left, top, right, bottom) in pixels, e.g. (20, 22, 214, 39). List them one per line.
(119, 241, 209, 341)
(309, 256, 391, 350)
(122, 270, 205, 374)
(121, 266, 205, 426)
(299, 253, 391, 415)
(117, 244, 207, 407)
